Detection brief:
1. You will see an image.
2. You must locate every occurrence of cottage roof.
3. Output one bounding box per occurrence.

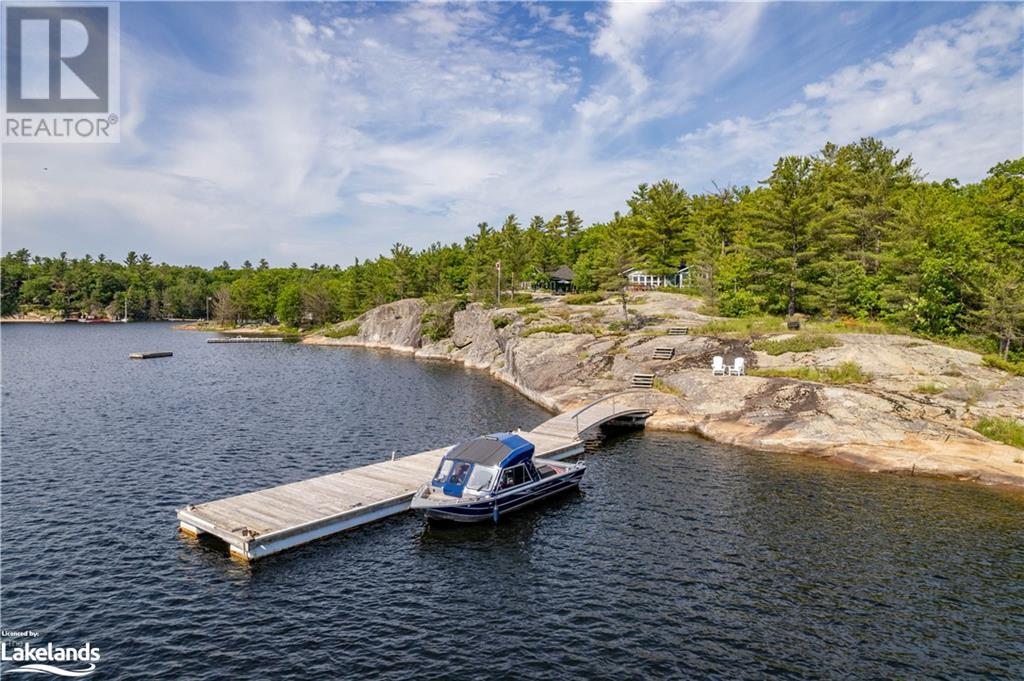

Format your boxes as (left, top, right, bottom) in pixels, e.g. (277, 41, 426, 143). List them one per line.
(546, 266, 576, 281)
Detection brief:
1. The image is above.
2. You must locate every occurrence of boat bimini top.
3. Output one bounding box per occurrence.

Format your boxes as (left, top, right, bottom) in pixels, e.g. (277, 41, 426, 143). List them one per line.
(432, 433, 534, 498)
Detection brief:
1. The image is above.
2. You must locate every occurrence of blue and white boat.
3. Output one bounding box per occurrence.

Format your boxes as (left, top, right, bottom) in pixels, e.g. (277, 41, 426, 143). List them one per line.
(410, 432, 585, 523)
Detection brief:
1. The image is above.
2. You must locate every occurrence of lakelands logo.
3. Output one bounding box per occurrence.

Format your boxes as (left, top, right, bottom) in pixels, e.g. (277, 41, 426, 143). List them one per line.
(1, 640, 100, 677)
(2, 1, 120, 142)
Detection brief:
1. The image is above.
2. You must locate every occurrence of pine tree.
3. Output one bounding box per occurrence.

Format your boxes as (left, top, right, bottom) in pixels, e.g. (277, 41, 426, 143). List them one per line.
(689, 187, 739, 309)
(974, 263, 1024, 358)
(500, 214, 529, 293)
(593, 215, 636, 320)
(745, 156, 819, 316)
(626, 179, 690, 277)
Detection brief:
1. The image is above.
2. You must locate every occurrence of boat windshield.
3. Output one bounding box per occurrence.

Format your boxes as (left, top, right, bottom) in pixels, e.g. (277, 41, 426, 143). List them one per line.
(433, 459, 496, 493)
(464, 465, 496, 493)
(432, 459, 453, 485)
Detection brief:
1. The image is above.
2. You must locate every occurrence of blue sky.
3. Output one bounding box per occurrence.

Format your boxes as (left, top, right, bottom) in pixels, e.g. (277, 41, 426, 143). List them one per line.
(4, 1, 1022, 267)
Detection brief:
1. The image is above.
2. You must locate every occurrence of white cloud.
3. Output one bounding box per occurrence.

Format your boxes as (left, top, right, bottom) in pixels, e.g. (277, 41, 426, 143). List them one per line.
(527, 3, 585, 39)
(580, 2, 766, 133)
(2, 3, 1020, 268)
(677, 4, 1024, 185)
(589, 1, 662, 94)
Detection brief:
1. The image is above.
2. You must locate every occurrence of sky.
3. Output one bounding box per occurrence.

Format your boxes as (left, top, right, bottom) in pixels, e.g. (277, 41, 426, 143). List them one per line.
(3, 1, 1022, 268)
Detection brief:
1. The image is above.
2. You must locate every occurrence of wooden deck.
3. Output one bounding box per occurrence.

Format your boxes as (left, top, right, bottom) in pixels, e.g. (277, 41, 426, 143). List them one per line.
(177, 391, 653, 561)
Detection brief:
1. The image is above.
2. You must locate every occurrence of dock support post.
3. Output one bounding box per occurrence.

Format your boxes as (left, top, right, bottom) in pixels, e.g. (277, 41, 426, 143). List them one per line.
(178, 521, 206, 538)
(229, 544, 251, 562)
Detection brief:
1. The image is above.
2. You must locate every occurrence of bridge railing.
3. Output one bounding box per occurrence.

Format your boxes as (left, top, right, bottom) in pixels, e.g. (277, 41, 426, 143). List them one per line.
(569, 389, 656, 435)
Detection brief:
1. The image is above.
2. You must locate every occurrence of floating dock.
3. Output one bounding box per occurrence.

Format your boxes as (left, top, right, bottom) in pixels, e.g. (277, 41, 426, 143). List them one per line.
(178, 391, 654, 560)
(129, 351, 173, 359)
(207, 337, 288, 343)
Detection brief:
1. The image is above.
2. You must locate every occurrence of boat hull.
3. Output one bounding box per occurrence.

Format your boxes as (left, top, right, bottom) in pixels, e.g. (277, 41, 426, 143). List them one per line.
(416, 465, 585, 523)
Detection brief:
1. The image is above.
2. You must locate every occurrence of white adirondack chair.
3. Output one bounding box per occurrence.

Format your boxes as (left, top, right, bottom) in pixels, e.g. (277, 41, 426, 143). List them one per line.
(729, 357, 746, 376)
(712, 355, 726, 376)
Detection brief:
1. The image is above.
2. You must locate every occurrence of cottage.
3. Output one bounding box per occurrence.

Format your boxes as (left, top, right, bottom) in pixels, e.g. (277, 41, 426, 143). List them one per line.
(623, 265, 689, 289)
(539, 266, 576, 294)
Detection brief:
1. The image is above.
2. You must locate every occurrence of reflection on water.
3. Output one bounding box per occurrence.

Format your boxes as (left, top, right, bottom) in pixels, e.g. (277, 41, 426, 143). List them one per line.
(2, 323, 1022, 679)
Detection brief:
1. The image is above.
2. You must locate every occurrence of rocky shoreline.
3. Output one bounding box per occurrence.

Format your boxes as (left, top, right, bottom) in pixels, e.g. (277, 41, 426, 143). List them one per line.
(298, 293, 1024, 490)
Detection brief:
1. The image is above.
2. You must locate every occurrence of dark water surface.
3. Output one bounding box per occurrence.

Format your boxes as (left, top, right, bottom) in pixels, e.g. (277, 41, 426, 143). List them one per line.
(2, 323, 1022, 679)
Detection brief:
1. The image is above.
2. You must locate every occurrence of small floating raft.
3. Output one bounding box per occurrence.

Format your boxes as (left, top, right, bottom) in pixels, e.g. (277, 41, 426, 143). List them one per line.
(129, 351, 173, 359)
(207, 337, 287, 343)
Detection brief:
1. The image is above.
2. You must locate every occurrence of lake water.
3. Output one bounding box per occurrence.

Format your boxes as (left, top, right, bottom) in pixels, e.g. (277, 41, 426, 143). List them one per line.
(2, 323, 1022, 679)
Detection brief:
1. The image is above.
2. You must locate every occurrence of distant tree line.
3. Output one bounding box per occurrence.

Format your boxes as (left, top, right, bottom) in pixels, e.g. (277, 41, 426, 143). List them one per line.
(2, 138, 1021, 357)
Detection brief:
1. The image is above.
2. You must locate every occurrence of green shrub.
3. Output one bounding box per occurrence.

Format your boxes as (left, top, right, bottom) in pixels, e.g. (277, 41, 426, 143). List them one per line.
(574, 323, 603, 336)
(421, 313, 450, 341)
(521, 323, 573, 337)
(654, 378, 684, 397)
(518, 304, 541, 315)
(496, 293, 534, 307)
(822, 361, 872, 384)
(804, 318, 893, 335)
(563, 292, 604, 305)
(751, 334, 840, 355)
(717, 289, 763, 317)
(914, 382, 946, 395)
(973, 417, 1024, 449)
(695, 316, 783, 337)
(322, 323, 359, 338)
(749, 361, 871, 385)
(421, 300, 464, 342)
(982, 354, 1024, 376)
(492, 316, 512, 329)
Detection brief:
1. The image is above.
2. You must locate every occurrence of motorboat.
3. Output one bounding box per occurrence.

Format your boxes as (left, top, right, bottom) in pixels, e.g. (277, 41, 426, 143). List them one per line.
(410, 432, 585, 523)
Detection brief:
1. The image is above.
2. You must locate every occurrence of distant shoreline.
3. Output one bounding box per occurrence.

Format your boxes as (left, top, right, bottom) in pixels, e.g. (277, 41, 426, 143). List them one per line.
(1, 316, 201, 324)
(172, 322, 294, 336)
(1, 315, 65, 323)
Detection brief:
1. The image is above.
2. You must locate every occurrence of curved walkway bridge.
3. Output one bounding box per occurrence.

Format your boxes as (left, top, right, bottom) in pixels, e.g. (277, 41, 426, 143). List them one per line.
(177, 391, 654, 561)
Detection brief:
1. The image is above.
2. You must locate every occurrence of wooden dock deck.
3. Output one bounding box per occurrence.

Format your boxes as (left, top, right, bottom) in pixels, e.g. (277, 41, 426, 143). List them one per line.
(178, 391, 653, 561)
